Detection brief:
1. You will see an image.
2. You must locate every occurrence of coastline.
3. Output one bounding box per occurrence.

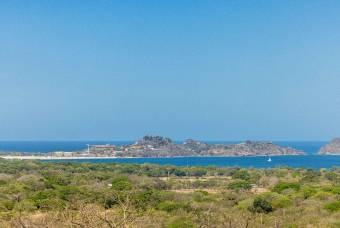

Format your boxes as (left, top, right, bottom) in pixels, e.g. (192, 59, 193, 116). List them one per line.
(0, 155, 118, 160)
(1, 153, 338, 161)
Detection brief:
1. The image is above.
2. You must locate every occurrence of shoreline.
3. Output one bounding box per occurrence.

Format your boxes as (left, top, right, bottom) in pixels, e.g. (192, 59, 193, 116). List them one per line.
(0, 155, 118, 160)
(1, 153, 339, 160)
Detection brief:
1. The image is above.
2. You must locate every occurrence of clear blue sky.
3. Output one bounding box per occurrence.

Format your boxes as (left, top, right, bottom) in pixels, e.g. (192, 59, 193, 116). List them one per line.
(1, 1, 340, 141)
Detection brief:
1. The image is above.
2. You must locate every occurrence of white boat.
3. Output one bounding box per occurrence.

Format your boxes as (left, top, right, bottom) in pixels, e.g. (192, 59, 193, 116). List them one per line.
(267, 157, 272, 162)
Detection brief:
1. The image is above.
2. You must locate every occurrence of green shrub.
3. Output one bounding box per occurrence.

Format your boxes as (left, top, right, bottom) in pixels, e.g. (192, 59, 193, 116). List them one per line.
(173, 169, 186, 177)
(274, 169, 288, 178)
(313, 191, 333, 200)
(135, 189, 161, 209)
(228, 180, 251, 190)
(0, 200, 15, 211)
(301, 170, 321, 182)
(111, 176, 133, 191)
(167, 216, 195, 228)
(192, 191, 214, 202)
(57, 186, 82, 201)
(237, 198, 254, 210)
(14, 199, 36, 212)
(272, 182, 300, 193)
(324, 172, 339, 181)
(291, 172, 300, 178)
(189, 168, 207, 177)
(301, 186, 317, 199)
(31, 190, 57, 209)
(271, 195, 291, 208)
(249, 197, 273, 213)
(255, 192, 291, 209)
(157, 200, 190, 213)
(324, 201, 340, 212)
(330, 186, 340, 194)
(232, 170, 250, 181)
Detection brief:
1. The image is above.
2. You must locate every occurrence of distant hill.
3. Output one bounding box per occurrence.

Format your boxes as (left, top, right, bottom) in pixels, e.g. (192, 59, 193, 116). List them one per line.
(318, 138, 340, 155)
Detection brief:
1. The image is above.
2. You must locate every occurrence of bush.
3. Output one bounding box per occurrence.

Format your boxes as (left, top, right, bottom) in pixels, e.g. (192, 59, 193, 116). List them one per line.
(232, 170, 250, 181)
(192, 191, 214, 202)
(249, 197, 273, 214)
(167, 216, 195, 228)
(324, 172, 339, 182)
(111, 176, 133, 191)
(274, 169, 288, 178)
(31, 190, 57, 209)
(57, 186, 82, 201)
(0, 200, 15, 211)
(301, 186, 317, 199)
(237, 198, 254, 210)
(331, 186, 340, 194)
(228, 180, 251, 190)
(313, 191, 333, 200)
(255, 192, 291, 209)
(271, 195, 291, 208)
(272, 182, 300, 193)
(324, 201, 340, 212)
(189, 168, 207, 177)
(302, 169, 321, 182)
(135, 189, 161, 209)
(157, 200, 190, 213)
(14, 199, 36, 212)
(173, 169, 186, 177)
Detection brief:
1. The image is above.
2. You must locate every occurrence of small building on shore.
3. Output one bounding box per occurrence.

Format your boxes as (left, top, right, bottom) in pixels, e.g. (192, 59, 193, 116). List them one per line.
(52, 151, 74, 157)
(87, 144, 116, 153)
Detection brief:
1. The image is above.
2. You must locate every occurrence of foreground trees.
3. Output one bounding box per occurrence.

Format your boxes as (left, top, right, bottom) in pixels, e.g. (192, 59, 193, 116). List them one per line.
(0, 159, 339, 227)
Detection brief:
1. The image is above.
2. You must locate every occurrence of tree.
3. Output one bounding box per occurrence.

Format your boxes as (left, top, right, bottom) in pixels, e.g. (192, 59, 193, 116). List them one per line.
(232, 169, 250, 181)
(111, 176, 133, 191)
(249, 198, 273, 214)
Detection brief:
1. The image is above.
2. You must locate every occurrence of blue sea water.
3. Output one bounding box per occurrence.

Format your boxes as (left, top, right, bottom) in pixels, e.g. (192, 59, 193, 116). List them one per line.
(0, 141, 132, 153)
(49, 156, 340, 169)
(0, 141, 326, 154)
(1, 141, 339, 169)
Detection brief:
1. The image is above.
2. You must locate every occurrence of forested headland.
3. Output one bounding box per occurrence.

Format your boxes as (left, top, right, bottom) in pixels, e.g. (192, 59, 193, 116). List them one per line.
(0, 159, 339, 227)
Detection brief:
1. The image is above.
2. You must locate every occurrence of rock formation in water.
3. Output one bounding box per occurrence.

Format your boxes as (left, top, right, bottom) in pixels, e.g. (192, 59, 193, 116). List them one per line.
(119, 136, 305, 157)
(318, 138, 340, 154)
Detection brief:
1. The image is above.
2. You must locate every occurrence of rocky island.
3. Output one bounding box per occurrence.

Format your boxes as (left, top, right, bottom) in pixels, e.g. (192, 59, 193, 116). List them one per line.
(115, 135, 304, 157)
(318, 138, 340, 155)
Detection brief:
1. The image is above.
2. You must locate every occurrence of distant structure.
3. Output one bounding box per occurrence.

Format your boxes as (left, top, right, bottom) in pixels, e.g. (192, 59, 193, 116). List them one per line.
(86, 144, 115, 153)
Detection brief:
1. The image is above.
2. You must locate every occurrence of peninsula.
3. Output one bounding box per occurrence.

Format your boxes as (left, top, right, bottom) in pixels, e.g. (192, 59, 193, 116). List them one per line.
(318, 138, 340, 155)
(1, 135, 305, 159)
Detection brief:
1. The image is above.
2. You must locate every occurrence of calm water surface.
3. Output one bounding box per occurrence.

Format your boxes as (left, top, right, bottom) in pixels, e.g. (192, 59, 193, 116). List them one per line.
(46, 155, 340, 169)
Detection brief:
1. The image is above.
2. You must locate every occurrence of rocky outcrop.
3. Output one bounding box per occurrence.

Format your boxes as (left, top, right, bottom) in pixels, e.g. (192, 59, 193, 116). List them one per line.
(120, 136, 305, 157)
(206, 141, 304, 156)
(318, 138, 340, 154)
(135, 135, 172, 147)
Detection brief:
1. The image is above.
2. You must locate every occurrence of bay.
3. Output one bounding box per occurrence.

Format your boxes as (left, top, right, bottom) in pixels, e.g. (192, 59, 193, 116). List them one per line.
(45, 155, 340, 169)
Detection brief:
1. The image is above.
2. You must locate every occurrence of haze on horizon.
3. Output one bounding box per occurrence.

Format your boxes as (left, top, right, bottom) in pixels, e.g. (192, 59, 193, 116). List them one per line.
(1, 1, 340, 141)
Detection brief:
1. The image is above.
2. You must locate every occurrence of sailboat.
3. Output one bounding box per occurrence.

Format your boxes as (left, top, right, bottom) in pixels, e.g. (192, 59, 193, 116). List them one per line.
(267, 157, 272, 162)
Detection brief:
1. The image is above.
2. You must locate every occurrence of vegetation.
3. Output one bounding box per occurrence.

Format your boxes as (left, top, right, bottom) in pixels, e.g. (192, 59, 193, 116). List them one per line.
(0, 159, 339, 227)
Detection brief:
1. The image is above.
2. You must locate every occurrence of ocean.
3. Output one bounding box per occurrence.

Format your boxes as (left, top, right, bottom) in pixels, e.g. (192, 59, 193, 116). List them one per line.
(0, 141, 326, 154)
(1, 141, 339, 169)
(46, 155, 340, 169)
